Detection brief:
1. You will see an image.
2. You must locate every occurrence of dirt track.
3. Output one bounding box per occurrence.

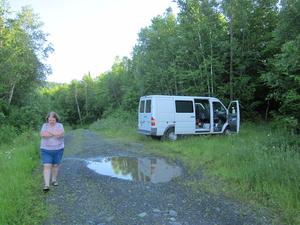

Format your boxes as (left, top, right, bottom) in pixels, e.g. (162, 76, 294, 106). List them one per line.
(42, 130, 269, 225)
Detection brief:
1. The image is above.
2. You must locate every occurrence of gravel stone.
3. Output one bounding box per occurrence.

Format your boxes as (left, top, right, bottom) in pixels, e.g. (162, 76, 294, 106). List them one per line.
(169, 210, 178, 217)
(42, 130, 270, 225)
(138, 212, 147, 218)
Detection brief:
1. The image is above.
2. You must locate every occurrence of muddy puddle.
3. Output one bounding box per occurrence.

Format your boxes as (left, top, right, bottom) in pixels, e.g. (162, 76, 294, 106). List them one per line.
(86, 156, 182, 183)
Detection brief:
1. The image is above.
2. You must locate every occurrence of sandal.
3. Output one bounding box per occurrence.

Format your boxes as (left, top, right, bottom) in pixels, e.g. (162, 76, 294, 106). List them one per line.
(43, 186, 50, 191)
(52, 181, 59, 186)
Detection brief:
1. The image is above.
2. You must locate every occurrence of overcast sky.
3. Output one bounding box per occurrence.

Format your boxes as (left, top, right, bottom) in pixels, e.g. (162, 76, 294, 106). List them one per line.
(10, 0, 178, 83)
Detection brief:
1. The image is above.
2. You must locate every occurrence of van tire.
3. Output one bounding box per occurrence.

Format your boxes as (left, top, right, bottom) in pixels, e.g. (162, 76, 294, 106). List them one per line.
(163, 128, 177, 141)
(223, 128, 232, 136)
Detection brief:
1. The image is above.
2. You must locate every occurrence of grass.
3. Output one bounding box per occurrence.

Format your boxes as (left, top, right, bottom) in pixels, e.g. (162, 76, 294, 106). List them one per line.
(0, 129, 48, 224)
(90, 115, 300, 224)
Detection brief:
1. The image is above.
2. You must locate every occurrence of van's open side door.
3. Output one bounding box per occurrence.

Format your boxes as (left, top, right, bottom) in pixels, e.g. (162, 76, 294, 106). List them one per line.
(228, 101, 240, 133)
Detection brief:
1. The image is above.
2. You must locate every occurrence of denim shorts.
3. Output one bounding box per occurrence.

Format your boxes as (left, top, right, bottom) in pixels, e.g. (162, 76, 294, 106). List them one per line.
(41, 148, 64, 165)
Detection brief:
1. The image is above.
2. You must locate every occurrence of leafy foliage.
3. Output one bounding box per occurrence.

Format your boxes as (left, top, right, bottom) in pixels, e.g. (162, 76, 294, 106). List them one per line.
(0, 0, 299, 131)
(0, 1, 53, 132)
(261, 0, 300, 125)
(0, 4, 52, 106)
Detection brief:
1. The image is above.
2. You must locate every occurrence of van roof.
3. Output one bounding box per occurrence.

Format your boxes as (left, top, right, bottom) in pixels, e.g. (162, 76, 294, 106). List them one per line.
(140, 95, 220, 101)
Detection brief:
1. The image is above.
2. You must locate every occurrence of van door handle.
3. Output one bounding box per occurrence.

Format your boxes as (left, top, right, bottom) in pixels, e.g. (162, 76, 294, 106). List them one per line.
(191, 116, 195, 118)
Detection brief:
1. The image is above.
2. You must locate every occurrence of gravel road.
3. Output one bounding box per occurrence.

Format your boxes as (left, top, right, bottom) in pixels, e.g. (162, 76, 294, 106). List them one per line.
(42, 130, 269, 225)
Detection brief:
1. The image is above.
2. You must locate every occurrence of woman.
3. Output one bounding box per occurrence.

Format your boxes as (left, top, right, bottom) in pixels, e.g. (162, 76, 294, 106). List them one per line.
(40, 112, 65, 191)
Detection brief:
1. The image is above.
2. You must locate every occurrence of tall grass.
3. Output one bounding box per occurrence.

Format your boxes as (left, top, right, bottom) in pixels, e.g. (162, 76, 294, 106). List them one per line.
(89, 109, 138, 139)
(0, 129, 47, 224)
(90, 117, 300, 224)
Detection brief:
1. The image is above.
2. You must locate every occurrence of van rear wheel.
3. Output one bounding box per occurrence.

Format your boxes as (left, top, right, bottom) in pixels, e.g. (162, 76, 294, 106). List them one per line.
(164, 128, 177, 141)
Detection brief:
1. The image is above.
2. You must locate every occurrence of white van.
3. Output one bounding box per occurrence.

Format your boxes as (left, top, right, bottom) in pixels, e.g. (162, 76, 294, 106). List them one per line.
(137, 95, 240, 140)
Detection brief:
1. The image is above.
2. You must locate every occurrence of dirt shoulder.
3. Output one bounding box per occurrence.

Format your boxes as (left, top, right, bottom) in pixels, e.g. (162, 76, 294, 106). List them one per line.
(42, 130, 269, 225)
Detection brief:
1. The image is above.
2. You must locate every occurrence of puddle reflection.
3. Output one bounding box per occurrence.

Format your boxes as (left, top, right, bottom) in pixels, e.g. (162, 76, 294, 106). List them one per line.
(87, 156, 182, 183)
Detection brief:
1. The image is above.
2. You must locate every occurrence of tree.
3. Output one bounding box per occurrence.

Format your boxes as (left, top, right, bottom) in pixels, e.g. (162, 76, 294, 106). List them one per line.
(94, 57, 126, 115)
(219, 0, 279, 119)
(176, 0, 227, 96)
(70, 80, 83, 125)
(0, 4, 53, 107)
(132, 8, 180, 95)
(120, 56, 140, 112)
(261, 0, 300, 126)
(0, 1, 53, 131)
(80, 73, 99, 123)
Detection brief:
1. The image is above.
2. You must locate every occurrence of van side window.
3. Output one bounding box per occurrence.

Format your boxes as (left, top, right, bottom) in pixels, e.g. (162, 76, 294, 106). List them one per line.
(145, 100, 151, 113)
(139, 100, 145, 113)
(175, 101, 194, 113)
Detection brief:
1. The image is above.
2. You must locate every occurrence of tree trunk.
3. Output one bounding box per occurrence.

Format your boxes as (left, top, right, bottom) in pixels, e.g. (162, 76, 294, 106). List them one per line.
(209, 29, 214, 95)
(8, 73, 20, 105)
(111, 82, 121, 107)
(0, 27, 2, 47)
(229, 6, 234, 101)
(198, 32, 210, 96)
(75, 92, 83, 125)
(85, 86, 89, 116)
(265, 99, 270, 120)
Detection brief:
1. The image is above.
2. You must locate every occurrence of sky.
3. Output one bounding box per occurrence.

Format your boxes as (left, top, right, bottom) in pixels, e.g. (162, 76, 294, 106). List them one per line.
(10, 0, 179, 83)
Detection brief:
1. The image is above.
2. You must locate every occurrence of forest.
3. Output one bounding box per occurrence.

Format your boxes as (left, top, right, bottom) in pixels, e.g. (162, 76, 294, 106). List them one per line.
(0, 0, 299, 138)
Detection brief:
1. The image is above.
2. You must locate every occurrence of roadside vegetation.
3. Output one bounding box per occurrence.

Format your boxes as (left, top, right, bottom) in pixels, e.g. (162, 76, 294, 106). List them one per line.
(0, 129, 47, 224)
(90, 112, 300, 224)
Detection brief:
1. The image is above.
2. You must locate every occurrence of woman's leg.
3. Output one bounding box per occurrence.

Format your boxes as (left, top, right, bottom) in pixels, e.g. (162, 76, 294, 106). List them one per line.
(51, 164, 59, 182)
(51, 149, 64, 184)
(43, 164, 52, 187)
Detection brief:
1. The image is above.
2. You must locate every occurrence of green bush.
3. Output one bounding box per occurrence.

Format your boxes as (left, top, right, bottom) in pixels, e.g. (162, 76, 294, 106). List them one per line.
(6, 106, 44, 130)
(0, 125, 18, 144)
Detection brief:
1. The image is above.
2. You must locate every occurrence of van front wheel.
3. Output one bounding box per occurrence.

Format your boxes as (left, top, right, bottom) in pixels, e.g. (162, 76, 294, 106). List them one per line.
(164, 128, 177, 141)
(223, 128, 232, 136)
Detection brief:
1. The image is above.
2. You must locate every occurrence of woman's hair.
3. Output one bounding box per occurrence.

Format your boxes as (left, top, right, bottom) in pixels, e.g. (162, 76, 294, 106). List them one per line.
(46, 112, 60, 122)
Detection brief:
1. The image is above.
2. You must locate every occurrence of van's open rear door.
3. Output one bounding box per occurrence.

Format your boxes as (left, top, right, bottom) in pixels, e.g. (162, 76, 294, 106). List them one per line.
(228, 101, 240, 133)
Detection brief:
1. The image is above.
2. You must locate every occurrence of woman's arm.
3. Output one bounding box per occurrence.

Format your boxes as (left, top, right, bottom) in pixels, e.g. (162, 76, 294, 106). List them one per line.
(40, 123, 64, 138)
(40, 130, 64, 138)
(49, 130, 65, 138)
(40, 131, 53, 138)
